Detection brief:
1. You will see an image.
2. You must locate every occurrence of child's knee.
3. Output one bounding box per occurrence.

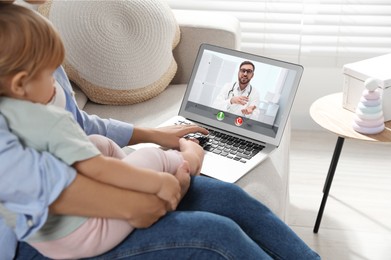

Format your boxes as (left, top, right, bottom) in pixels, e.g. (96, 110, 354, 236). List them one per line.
(123, 147, 183, 173)
(88, 135, 125, 159)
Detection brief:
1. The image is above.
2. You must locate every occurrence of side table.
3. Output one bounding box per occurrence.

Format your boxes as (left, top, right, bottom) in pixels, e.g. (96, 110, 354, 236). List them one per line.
(310, 92, 391, 233)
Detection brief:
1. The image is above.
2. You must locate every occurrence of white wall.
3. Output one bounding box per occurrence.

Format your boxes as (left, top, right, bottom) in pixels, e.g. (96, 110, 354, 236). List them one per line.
(290, 67, 344, 130)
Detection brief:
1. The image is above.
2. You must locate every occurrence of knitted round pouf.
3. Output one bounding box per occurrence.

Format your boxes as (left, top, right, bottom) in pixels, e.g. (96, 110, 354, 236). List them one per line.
(39, 0, 180, 105)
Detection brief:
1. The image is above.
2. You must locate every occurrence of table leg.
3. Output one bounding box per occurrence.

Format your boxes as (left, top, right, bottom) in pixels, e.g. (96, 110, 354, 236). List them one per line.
(313, 136, 345, 233)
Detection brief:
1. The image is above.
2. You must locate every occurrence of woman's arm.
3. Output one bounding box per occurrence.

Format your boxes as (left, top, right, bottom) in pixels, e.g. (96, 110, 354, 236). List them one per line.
(129, 125, 208, 149)
(49, 174, 170, 228)
(73, 155, 181, 209)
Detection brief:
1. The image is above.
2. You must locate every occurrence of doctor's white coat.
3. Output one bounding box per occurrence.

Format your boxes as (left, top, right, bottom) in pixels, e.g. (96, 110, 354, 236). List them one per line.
(213, 82, 260, 120)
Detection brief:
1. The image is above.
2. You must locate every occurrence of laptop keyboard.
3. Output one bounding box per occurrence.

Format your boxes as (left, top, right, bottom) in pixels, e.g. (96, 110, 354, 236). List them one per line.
(175, 120, 265, 163)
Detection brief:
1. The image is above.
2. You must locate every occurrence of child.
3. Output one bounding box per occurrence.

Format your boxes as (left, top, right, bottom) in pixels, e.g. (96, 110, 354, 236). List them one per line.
(0, 4, 203, 259)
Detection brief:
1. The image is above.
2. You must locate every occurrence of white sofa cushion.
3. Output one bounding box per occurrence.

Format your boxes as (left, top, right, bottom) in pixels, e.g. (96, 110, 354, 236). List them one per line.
(39, 0, 180, 105)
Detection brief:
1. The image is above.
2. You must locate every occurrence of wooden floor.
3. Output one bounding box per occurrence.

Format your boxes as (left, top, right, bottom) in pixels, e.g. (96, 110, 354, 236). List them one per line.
(288, 130, 391, 260)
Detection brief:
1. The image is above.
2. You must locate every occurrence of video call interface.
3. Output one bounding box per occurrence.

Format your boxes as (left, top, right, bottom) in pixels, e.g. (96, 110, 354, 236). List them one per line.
(183, 48, 298, 139)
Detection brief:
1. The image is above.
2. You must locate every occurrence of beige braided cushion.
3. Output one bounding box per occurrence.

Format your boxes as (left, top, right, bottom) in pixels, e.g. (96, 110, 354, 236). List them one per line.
(39, 0, 180, 105)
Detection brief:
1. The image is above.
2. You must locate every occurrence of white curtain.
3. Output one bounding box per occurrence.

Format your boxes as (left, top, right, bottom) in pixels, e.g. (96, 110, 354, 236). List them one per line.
(165, 0, 391, 67)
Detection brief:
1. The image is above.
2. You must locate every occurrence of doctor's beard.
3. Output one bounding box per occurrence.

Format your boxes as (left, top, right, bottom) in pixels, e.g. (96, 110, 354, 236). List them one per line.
(239, 76, 250, 85)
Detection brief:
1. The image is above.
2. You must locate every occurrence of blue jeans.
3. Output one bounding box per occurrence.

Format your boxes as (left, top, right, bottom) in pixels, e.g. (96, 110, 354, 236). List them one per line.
(16, 176, 320, 260)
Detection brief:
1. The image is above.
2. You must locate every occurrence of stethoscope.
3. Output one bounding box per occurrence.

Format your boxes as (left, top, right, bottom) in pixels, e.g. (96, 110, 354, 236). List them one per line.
(227, 82, 252, 99)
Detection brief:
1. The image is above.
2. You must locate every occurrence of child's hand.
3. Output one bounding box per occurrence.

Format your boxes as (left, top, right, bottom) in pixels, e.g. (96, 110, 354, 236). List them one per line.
(179, 138, 204, 176)
(156, 173, 181, 210)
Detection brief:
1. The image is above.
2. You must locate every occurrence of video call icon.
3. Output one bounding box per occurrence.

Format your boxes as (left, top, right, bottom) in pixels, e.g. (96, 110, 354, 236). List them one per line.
(235, 117, 243, 126)
(216, 111, 225, 121)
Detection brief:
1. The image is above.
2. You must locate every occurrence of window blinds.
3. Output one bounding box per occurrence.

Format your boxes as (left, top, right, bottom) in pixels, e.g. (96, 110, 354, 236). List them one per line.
(165, 0, 391, 67)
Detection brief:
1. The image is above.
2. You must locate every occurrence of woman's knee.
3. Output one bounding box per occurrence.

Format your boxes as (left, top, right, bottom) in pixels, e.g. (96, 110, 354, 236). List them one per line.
(142, 212, 269, 259)
(184, 176, 264, 207)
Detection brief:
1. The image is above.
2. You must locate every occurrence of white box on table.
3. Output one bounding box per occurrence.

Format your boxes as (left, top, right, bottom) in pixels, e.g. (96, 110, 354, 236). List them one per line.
(343, 53, 391, 122)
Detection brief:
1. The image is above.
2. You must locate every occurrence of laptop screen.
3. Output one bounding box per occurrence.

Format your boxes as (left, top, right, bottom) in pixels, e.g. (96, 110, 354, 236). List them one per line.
(179, 44, 303, 147)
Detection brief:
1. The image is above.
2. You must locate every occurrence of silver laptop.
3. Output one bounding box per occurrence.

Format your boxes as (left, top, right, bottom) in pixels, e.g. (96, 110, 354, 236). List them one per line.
(133, 44, 303, 183)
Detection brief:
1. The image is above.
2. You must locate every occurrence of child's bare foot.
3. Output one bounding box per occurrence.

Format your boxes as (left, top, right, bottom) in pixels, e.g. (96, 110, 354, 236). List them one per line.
(179, 138, 204, 175)
(156, 173, 181, 210)
(173, 161, 191, 201)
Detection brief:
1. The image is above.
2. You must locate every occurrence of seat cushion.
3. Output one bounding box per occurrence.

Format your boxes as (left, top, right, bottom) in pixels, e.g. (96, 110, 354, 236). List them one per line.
(39, 0, 180, 105)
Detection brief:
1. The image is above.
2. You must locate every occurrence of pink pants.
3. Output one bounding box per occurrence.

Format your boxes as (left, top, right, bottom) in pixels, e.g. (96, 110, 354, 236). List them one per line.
(30, 135, 184, 259)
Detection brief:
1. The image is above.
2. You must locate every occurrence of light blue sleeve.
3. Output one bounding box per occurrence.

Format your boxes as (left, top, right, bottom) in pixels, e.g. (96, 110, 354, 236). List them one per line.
(0, 219, 17, 260)
(0, 116, 77, 241)
(54, 66, 134, 147)
(78, 111, 134, 147)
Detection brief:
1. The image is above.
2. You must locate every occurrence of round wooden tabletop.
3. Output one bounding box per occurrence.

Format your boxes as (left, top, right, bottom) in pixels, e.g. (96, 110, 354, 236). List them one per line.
(310, 92, 391, 142)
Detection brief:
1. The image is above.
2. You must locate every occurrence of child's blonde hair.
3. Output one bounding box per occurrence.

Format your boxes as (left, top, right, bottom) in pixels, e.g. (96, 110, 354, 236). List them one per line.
(0, 4, 65, 88)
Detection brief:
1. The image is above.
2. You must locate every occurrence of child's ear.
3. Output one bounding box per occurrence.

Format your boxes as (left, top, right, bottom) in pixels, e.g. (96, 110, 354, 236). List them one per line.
(9, 71, 28, 97)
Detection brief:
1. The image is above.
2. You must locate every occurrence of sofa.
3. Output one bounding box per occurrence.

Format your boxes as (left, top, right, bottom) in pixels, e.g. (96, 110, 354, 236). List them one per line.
(69, 9, 291, 220)
(23, 1, 290, 220)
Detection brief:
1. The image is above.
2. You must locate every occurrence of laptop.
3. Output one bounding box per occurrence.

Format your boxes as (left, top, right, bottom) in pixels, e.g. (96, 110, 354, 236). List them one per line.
(132, 44, 303, 183)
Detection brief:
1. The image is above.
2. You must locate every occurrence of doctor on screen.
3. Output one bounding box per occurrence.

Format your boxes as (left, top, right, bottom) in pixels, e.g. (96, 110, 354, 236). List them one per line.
(213, 61, 260, 119)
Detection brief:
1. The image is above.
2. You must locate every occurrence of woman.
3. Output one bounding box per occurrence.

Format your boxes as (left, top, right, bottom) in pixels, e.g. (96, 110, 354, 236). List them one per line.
(1, 66, 320, 259)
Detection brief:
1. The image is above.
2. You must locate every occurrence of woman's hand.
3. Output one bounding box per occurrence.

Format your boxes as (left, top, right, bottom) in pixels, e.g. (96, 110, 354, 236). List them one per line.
(125, 193, 170, 228)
